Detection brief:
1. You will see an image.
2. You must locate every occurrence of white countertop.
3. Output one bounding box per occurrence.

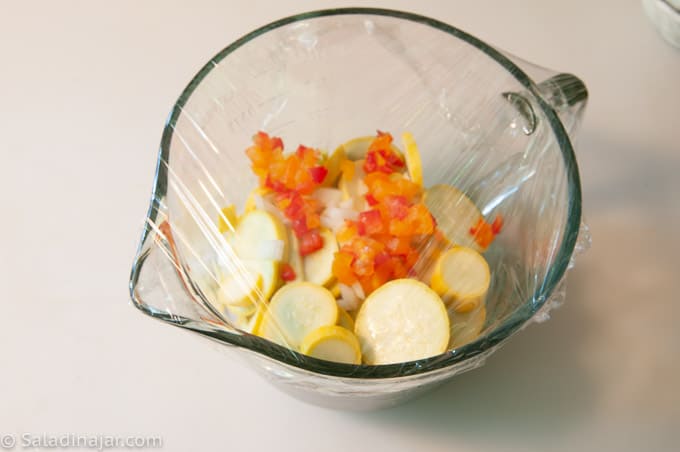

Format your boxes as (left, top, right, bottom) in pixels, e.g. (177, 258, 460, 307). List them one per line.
(1, 1, 679, 451)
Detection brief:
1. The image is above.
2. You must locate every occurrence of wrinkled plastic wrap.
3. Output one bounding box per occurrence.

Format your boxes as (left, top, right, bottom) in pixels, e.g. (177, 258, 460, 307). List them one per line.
(129, 9, 590, 409)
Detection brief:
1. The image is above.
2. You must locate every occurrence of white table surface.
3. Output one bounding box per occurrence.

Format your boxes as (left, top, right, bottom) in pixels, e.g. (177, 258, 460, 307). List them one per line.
(1, 1, 679, 451)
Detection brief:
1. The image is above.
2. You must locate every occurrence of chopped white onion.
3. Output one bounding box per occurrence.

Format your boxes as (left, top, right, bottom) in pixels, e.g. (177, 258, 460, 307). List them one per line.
(351, 282, 366, 300)
(320, 212, 345, 232)
(313, 188, 343, 207)
(338, 284, 359, 310)
(357, 181, 368, 196)
(326, 206, 359, 221)
(321, 206, 360, 232)
(339, 199, 354, 210)
(337, 297, 359, 312)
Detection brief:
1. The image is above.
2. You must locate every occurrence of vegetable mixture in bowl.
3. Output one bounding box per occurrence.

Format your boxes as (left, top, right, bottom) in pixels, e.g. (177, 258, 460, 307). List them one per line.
(209, 130, 503, 365)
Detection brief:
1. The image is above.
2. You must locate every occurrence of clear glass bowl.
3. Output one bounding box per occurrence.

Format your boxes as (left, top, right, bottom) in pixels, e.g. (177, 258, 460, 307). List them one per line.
(129, 8, 589, 410)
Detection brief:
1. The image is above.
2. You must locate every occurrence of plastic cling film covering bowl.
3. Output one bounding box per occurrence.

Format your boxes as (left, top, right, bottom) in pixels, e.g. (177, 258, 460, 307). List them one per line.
(129, 8, 588, 405)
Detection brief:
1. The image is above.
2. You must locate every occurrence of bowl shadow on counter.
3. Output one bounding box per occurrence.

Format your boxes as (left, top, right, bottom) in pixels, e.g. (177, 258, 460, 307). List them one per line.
(354, 266, 597, 442)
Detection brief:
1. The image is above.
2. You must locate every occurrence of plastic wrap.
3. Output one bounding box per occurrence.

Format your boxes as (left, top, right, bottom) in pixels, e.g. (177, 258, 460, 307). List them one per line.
(129, 8, 590, 409)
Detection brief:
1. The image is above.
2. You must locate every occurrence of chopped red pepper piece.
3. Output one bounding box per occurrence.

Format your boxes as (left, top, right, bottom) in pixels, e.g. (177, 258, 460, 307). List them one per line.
(280, 263, 297, 282)
(309, 166, 328, 184)
(362, 132, 405, 174)
(246, 130, 478, 297)
(291, 217, 308, 238)
(491, 215, 504, 234)
(358, 209, 385, 236)
(374, 251, 390, 267)
(246, 134, 331, 255)
(329, 131, 441, 294)
(365, 193, 379, 206)
(299, 229, 323, 256)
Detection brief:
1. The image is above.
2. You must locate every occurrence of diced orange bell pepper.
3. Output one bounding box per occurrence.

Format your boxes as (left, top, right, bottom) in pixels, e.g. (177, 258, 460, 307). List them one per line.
(358, 274, 383, 295)
(383, 195, 409, 220)
(407, 203, 435, 235)
(332, 251, 357, 285)
(337, 221, 358, 243)
(469, 215, 503, 249)
(385, 235, 412, 256)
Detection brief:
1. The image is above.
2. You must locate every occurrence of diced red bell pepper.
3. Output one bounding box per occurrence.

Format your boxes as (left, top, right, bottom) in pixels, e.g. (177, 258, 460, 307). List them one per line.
(365, 193, 379, 206)
(291, 217, 308, 238)
(299, 228, 323, 256)
(373, 251, 390, 267)
(363, 132, 405, 174)
(384, 149, 405, 169)
(280, 263, 297, 282)
(491, 215, 504, 234)
(309, 166, 328, 184)
(358, 209, 385, 235)
(280, 191, 304, 219)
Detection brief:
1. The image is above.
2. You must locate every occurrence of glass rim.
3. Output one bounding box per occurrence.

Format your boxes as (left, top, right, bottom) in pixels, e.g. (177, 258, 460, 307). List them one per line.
(129, 7, 582, 379)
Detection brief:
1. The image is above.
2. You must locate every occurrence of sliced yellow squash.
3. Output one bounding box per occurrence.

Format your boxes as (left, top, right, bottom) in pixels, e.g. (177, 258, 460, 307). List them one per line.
(241, 259, 278, 302)
(337, 136, 403, 161)
(285, 228, 304, 282)
(354, 279, 449, 365)
(217, 205, 238, 234)
(246, 305, 265, 335)
(300, 325, 362, 364)
(423, 184, 484, 252)
(322, 146, 346, 187)
(258, 282, 338, 350)
(225, 301, 257, 318)
(215, 270, 262, 308)
(303, 228, 338, 286)
(233, 209, 288, 299)
(430, 246, 490, 313)
(336, 307, 355, 331)
(401, 132, 423, 186)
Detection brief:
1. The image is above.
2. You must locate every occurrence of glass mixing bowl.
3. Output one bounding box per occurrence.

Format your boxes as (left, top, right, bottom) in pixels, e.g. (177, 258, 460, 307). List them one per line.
(129, 8, 590, 410)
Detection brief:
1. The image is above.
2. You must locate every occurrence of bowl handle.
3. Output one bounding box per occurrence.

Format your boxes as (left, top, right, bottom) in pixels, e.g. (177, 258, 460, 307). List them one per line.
(503, 73, 588, 138)
(536, 73, 588, 137)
